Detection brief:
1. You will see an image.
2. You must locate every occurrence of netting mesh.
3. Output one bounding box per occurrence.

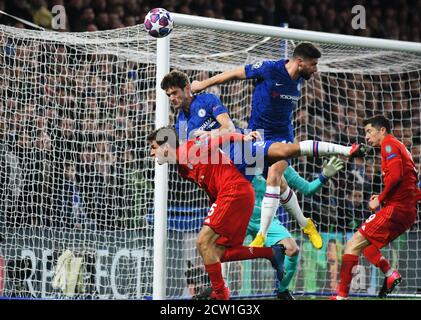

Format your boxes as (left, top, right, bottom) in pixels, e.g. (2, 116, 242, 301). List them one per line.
(0, 22, 420, 299)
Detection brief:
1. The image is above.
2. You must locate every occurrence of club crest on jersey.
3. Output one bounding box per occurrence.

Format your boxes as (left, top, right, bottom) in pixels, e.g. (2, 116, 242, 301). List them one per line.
(385, 145, 392, 153)
(252, 61, 263, 69)
(198, 108, 206, 117)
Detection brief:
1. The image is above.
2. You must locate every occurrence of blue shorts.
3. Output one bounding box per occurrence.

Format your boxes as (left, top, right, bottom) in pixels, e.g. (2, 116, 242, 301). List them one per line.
(230, 140, 276, 182)
(247, 217, 292, 246)
(260, 135, 293, 179)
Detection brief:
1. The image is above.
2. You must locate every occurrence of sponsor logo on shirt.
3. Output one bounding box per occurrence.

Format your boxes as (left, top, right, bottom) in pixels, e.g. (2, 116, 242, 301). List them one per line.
(197, 118, 217, 132)
(271, 92, 300, 101)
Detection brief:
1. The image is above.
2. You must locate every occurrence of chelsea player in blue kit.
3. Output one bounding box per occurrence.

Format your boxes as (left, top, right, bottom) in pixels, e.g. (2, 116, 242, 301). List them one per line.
(161, 71, 236, 141)
(192, 43, 328, 250)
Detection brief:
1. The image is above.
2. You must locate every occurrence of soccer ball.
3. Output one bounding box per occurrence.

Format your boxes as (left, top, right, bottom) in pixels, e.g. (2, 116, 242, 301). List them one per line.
(144, 8, 174, 38)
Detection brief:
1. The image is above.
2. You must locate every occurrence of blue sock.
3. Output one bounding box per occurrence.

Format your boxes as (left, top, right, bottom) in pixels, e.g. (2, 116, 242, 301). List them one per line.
(278, 254, 299, 292)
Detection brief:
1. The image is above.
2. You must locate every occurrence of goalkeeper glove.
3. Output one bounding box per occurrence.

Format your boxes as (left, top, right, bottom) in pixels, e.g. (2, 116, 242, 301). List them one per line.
(319, 156, 344, 183)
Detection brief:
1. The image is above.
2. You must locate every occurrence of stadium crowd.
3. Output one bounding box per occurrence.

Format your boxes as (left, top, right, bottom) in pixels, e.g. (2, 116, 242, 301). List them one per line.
(0, 0, 419, 232)
(0, 0, 420, 42)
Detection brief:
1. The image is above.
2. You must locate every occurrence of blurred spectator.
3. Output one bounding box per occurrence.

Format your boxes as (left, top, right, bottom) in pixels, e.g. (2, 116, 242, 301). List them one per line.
(0, 0, 419, 235)
(32, 0, 53, 29)
(0, 0, 420, 43)
(55, 163, 95, 230)
(339, 188, 368, 231)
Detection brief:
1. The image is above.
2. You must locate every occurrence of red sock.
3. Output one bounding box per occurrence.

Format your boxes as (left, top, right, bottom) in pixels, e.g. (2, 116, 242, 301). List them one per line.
(205, 262, 227, 299)
(220, 246, 273, 263)
(363, 245, 391, 274)
(338, 254, 359, 297)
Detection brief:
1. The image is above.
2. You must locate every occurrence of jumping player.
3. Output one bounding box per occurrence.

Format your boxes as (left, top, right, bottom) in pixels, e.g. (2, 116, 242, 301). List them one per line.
(191, 42, 325, 249)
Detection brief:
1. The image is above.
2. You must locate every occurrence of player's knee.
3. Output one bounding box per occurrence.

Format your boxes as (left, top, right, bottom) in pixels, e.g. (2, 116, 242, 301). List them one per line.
(344, 241, 357, 255)
(267, 168, 286, 185)
(273, 145, 293, 159)
(290, 245, 300, 256)
(196, 236, 210, 252)
(285, 244, 299, 257)
(279, 178, 288, 192)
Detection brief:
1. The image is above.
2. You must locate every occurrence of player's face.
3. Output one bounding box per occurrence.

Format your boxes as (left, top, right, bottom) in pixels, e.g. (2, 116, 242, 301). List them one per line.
(298, 58, 318, 80)
(149, 141, 169, 164)
(165, 86, 188, 109)
(364, 124, 383, 147)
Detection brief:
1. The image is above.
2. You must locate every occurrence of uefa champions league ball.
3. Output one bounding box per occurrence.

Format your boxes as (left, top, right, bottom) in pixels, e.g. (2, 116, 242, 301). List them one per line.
(144, 8, 174, 38)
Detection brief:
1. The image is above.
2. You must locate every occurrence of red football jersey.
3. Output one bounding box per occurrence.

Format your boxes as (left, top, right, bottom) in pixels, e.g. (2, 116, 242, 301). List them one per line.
(176, 136, 250, 203)
(378, 134, 418, 207)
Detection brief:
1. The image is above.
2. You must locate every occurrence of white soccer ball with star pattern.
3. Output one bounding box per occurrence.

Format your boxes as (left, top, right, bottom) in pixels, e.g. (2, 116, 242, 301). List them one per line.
(144, 8, 174, 38)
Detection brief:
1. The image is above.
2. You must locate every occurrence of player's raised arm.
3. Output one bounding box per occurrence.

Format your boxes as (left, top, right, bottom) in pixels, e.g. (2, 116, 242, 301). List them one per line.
(285, 156, 344, 196)
(191, 66, 246, 93)
(206, 131, 261, 152)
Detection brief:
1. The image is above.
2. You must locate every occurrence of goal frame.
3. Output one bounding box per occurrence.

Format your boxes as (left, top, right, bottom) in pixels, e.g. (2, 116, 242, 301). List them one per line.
(152, 13, 421, 299)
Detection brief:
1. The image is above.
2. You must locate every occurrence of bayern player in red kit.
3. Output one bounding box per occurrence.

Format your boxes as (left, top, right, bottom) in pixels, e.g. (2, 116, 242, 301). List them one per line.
(332, 115, 420, 300)
(148, 126, 366, 300)
(148, 127, 286, 300)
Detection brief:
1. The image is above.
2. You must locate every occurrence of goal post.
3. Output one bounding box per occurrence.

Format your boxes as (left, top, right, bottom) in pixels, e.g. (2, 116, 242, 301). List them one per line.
(0, 14, 420, 299)
(152, 36, 170, 300)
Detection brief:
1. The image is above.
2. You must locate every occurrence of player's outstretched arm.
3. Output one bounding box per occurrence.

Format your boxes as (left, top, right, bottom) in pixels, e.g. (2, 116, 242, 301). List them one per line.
(284, 156, 344, 196)
(206, 131, 260, 152)
(191, 66, 246, 93)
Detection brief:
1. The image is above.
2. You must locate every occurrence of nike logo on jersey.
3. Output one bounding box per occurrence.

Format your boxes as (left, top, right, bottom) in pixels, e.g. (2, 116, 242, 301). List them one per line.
(275, 83, 284, 86)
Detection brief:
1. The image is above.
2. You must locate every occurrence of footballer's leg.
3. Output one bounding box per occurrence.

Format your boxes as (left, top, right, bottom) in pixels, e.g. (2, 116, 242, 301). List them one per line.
(197, 225, 230, 300)
(279, 176, 323, 249)
(264, 141, 367, 163)
(363, 245, 401, 298)
(265, 222, 299, 300)
(249, 160, 286, 247)
(332, 231, 370, 300)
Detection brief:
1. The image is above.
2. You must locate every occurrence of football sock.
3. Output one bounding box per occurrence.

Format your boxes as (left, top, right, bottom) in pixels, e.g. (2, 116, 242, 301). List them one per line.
(299, 140, 352, 157)
(220, 246, 273, 262)
(363, 245, 392, 274)
(279, 254, 299, 292)
(280, 187, 307, 228)
(205, 262, 227, 299)
(338, 254, 359, 297)
(259, 186, 280, 236)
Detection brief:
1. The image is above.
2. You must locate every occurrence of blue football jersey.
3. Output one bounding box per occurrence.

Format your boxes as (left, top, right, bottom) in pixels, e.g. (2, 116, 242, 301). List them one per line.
(175, 93, 228, 140)
(245, 59, 303, 142)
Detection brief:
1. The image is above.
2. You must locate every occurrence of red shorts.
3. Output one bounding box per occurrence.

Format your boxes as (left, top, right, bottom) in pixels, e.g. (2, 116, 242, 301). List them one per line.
(203, 182, 255, 248)
(358, 205, 417, 249)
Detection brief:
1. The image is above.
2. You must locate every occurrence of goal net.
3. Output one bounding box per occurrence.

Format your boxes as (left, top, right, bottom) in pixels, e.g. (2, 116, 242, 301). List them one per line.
(0, 18, 420, 299)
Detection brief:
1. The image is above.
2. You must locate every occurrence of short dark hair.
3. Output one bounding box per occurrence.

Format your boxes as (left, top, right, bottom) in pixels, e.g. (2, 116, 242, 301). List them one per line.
(160, 70, 190, 90)
(147, 126, 180, 148)
(293, 42, 322, 60)
(362, 115, 391, 133)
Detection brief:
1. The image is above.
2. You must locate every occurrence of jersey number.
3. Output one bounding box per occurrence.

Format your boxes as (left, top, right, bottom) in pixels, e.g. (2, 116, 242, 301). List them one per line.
(365, 214, 376, 223)
(208, 203, 218, 217)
